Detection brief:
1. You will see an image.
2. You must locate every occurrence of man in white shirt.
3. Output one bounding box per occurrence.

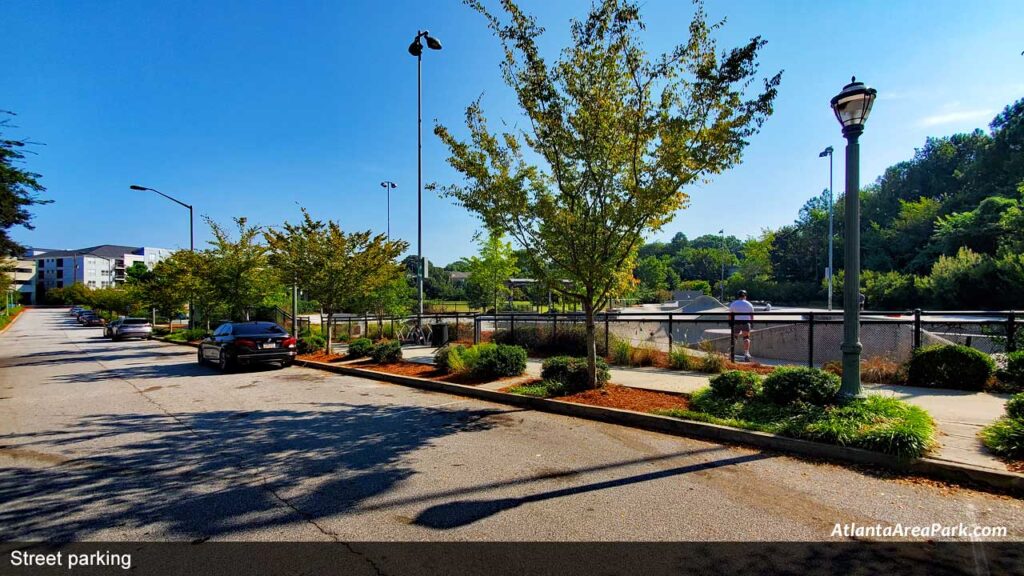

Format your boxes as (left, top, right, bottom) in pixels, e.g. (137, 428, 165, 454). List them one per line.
(728, 290, 755, 362)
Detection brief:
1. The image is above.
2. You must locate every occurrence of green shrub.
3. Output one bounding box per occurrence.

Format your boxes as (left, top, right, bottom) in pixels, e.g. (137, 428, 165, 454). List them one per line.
(1006, 392, 1024, 421)
(710, 371, 762, 400)
(348, 337, 374, 358)
(507, 380, 569, 398)
(476, 344, 527, 378)
(298, 333, 327, 354)
(908, 345, 994, 391)
(434, 344, 466, 372)
(981, 417, 1024, 459)
(762, 367, 840, 407)
(668, 347, 691, 370)
(370, 340, 402, 364)
(610, 340, 632, 366)
(697, 352, 725, 374)
(166, 328, 209, 342)
(996, 351, 1024, 391)
(541, 356, 610, 393)
(492, 323, 609, 356)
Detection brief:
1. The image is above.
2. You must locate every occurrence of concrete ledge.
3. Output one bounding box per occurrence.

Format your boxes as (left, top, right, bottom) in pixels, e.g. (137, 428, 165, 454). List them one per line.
(294, 357, 1024, 495)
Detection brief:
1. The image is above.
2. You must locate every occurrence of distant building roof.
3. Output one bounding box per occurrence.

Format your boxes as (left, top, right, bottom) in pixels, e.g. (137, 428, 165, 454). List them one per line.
(449, 271, 470, 282)
(31, 245, 160, 259)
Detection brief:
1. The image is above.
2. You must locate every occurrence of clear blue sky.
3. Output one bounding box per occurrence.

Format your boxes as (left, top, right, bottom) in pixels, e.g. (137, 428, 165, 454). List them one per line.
(4, 0, 1022, 264)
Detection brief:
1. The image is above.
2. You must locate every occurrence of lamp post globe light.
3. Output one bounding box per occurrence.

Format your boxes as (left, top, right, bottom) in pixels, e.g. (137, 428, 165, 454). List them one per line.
(380, 181, 397, 239)
(830, 77, 877, 400)
(408, 30, 442, 330)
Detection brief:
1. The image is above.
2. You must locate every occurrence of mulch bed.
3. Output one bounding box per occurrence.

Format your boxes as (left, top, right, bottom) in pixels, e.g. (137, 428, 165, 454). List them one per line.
(298, 351, 349, 363)
(558, 384, 690, 412)
(723, 360, 776, 375)
(354, 360, 530, 386)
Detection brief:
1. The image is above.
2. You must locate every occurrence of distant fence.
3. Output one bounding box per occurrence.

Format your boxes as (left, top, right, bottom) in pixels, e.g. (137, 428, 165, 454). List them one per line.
(472, 309, 1019, 367)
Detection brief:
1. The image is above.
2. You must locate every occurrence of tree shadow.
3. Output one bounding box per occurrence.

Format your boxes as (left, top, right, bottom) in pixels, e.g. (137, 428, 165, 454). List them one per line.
(0, 402, 507, 540)
(411, 452, 772, 529)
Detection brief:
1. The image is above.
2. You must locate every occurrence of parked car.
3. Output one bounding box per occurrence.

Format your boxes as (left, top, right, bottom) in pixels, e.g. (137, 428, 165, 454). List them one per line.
(73, 308, 92, 320)
(79, 312, 105, 327)
(69, 306, 85, 316)
(198, 321, 297, 371)
(105, 317, 153, 340)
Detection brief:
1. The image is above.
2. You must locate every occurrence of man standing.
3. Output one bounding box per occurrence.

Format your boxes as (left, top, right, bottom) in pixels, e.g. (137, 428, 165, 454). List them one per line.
(728, 290, 755, 362)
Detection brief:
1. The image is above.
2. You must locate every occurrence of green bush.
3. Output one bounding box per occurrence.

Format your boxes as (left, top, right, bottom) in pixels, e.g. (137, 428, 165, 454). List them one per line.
(476, 344, 527, 378)
(165, 328, 209, 342)
(610, 340, 632, 366)
(540, 356, 610, 393)
(1006, 392, 1024, 421)
(908, 345, 994, 391)
(710, 371, 762, 400)
(996, 351, 1024, 391)
(492, 323, 609, 356)
(507, 380, 569, 398)
(762, 367, 840, 407)
(348, 337, 374, 358)
(981, 417, 1024, 459)
(298, 333, 327, 354)
(434, 344, 466, 372)
(370, 340, 402, 364)
(668, 347, 691, 370)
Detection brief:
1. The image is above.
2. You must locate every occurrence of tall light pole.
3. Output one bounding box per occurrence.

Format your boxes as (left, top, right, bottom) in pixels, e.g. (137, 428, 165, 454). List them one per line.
(819, 146, 835, 311)
(408, 30, 442, 329)
(380, 181, 397, 239)
(830, 77, 877, 400)
(131, 184, 194, 328)
(719, 229, 726, 302)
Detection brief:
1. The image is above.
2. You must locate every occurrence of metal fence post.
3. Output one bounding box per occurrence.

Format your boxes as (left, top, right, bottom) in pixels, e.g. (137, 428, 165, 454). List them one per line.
(807, 312, 815, 368)
(1008, 311, 1017, 353)
(604, 312, 610, 355)
(454, 311, 459, 341)
(729, 312, 735, 363)
(347, 317, 352, 340)
(511, 313, 516, 346)
(473, 316, 479, 345)
(668, 313, 674, 353)
(552, 312, 558, 349)
(913, 309, 922, 351)
(364, 313, 369, 340)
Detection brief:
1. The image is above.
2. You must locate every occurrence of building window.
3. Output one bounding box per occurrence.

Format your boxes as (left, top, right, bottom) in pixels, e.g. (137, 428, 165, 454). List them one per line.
(37, 259, 44, 267)
(56, 259, 64, 268)
(38, 270, 45, 279)
(56, 269, 63, 279)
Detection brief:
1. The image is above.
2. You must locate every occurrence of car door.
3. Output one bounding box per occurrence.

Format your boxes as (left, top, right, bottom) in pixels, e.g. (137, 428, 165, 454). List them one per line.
(204, 325, 225, 360)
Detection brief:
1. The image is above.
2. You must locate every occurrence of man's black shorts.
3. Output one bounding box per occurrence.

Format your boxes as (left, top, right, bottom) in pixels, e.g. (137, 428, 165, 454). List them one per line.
(733, 322, 752, 333)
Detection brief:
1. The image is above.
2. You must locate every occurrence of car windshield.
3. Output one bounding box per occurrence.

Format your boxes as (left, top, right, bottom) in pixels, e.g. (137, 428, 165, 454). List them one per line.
(233, 323, 286, 336)
(123, 319, 149, 325)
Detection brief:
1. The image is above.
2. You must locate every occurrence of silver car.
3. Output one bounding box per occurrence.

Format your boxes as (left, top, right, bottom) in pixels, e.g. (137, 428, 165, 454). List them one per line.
(106, 317, 153, 340)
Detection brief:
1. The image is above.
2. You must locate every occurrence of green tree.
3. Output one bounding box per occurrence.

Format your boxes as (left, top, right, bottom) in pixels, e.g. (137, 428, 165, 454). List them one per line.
(205, 217, 280, 321)
(435, 0, 779, 385)
(0, 112, 51, 257)
(144, 251, 209, 328)
(635, 255, 669, 291)
(466, 230, 519, 311)
(125, 261, 153, 284)
(265, 211, 407, 353)
(353, 276, 414, 334)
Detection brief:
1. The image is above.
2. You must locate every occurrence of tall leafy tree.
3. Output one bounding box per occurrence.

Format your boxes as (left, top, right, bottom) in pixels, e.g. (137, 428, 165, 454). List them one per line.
(0, 112, 51, 257)
(206, 217, 280, 321)
(434, 0, 780, 385)
(466, 230, 519, 311)
(265, 211, 407, 353)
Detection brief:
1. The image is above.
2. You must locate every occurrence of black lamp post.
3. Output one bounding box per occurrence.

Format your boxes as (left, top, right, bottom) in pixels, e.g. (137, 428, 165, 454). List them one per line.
(131, 184, 195, 328)
(380, 181, 397, 239)
(830, 77, 877, 399)
(408, 30, 442, 330)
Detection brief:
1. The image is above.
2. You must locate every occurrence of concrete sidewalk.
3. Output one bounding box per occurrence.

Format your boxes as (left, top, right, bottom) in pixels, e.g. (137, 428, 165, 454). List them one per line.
(401, 344, 1013, 471)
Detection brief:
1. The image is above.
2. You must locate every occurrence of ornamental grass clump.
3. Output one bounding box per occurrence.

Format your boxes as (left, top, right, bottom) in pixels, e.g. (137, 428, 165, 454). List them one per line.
(981, 392, 1024, 459)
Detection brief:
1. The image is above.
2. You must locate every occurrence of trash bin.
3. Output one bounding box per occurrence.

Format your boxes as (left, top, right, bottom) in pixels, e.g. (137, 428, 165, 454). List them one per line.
(430, 323, 449, 347)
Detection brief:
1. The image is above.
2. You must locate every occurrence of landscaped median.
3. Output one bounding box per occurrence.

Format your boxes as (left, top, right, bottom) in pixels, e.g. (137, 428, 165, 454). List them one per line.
(152, 334, 1024, 493)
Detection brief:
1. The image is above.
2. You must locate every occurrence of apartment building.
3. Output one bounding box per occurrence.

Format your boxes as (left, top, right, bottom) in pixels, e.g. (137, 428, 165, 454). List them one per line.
(30, 244, 174, 300)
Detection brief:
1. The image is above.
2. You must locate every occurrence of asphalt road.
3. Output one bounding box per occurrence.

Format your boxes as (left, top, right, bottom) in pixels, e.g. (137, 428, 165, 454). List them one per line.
(1, 308, 1021, 542)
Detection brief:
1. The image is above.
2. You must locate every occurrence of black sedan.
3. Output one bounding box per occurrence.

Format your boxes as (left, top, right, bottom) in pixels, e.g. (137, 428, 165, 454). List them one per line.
(198, 321, 297, 371)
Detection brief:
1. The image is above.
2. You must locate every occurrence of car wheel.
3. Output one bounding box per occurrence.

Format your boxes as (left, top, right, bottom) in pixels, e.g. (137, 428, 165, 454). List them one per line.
(197, 348, 205, 365)
(217, 350, 231, 372)
(280, 360, 293, 369)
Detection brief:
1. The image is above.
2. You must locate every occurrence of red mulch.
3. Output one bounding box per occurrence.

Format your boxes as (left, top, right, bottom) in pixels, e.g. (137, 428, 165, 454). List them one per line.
(559, 384, 690, 412)
(298, 351, 348, 363)
(355, 360, 529, 386)
(723, 360, 776, 375)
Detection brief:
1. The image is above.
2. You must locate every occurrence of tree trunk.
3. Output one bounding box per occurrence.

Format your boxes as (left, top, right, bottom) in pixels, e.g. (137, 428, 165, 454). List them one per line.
(326, 312, 334, 355)
(583, 300, 598, 388)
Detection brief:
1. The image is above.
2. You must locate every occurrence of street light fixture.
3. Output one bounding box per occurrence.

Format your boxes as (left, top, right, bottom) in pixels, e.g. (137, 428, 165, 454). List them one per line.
(819, 145, 834, 311)
(719, 229, 726, 302)
(131, 184, 195, 328)
(380, 181, 397, 239)
(830, 76, 877, 400)
(408, 30, 442, 331)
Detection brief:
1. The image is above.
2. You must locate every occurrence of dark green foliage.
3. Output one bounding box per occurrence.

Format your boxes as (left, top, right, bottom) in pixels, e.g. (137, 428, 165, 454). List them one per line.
(997, 351, 1024, 391)
(165, 328, 209, 342)
(298, 333, 327, 354)
(762, 367, 840, 407)
(434, 344, 466, 372)
(1006, 392, 1024, 421)
(709, 370, 762, 400)
(507, 380, 569, 398)
(476, 344, 527, 378)
(540, 356, 610, 393)
(0, 112, 51, 257)
(908, 345, 994, 391)
(347, 337, 374, 358)
(668, 389, 935, 459)
(981, 417, 1024, 459)
(370, 339, 402, 364)
(492, 324, 608, 356)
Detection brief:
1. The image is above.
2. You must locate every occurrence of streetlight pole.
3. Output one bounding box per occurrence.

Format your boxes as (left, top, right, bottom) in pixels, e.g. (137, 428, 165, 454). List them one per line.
(380, 181, 397, 239)
(819, 146, 834, 311)
(408, 30, 442, 330)
(130, 184, 195, 328)
(830, 77, 877, 400)
(719, 229, 726, 302)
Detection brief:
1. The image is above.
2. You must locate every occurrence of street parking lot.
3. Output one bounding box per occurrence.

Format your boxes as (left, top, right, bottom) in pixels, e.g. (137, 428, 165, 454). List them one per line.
(1, 308, 1022, 542)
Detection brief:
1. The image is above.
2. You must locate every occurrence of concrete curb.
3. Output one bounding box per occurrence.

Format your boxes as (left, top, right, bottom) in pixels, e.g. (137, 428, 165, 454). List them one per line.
(293, 357, 1024, 495)
(158, 337, 200, 348)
